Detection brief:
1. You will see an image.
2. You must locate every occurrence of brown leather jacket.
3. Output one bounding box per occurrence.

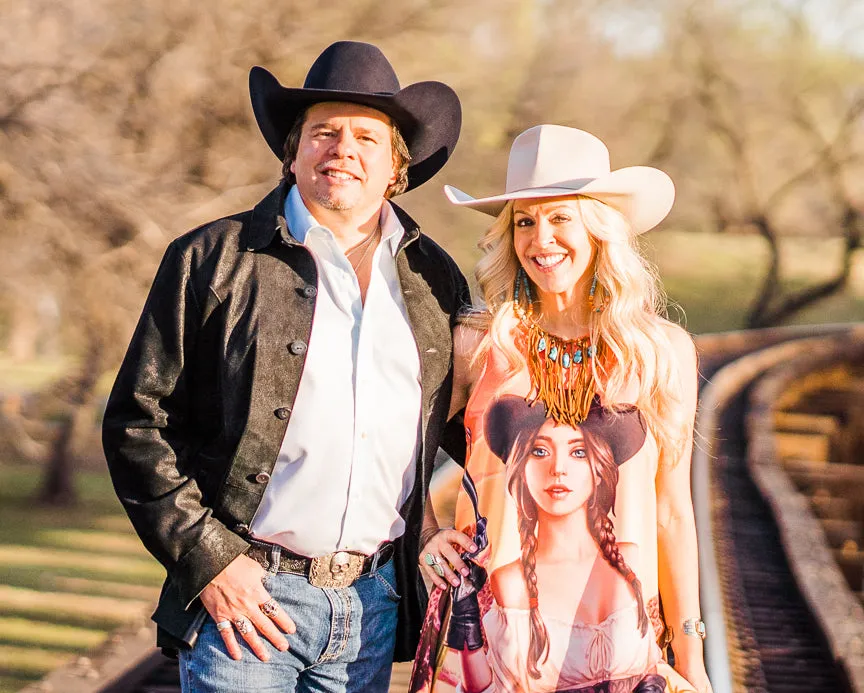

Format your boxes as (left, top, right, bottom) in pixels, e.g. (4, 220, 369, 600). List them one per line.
(102, 182, 469, 660)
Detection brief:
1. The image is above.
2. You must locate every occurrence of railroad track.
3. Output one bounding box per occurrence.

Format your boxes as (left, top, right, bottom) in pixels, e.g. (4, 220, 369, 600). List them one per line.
(27, 325, 863, 693)
(711, 387, 852, 692)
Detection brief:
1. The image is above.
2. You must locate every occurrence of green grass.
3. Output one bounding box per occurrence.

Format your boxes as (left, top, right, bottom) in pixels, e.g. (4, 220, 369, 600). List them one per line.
(0, 618, 105, 651)
(0, 546, 163, 583)
(644, 231, 864, 333)
(0, 468, 128, 537)
(0, 677, 37, 693)
(32, 529, 149, 556)
(0, 646, 71, 679)
(0, 357, 71, 393)
(0, 465, 160, 691)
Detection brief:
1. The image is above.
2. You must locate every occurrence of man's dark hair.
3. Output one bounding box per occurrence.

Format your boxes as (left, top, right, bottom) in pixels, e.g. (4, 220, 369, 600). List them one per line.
(281, 106, 412, 198)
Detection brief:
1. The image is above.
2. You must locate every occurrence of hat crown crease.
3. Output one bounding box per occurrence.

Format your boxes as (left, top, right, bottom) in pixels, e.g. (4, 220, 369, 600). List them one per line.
(506, 125, 611, 193)
(303, 42, 400, 94)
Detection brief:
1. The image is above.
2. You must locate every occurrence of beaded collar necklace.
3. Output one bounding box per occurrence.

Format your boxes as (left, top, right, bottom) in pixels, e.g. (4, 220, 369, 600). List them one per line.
(513, 269, 601, 426)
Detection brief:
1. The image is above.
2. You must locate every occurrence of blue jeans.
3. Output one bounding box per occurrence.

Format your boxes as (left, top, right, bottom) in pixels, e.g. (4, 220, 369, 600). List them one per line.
(179, 556, 399, 693)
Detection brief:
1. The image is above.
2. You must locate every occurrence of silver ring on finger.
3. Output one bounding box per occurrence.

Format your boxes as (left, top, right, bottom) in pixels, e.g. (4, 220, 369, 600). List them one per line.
(259, 598, 279, 618)
(215, 619, 232, 632)
(233, 616, 253, 634)
(424, 552, 446, 578)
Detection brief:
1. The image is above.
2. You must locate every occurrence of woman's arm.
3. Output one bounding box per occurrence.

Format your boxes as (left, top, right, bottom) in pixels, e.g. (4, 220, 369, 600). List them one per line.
(449, 323, 486, 419)
(656, 325, 712, 692)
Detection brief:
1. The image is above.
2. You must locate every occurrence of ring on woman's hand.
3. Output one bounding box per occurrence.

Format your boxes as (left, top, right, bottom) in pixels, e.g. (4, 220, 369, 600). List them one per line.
(259, 598, 279, 618)
(215, 619, 233, 632)
(424, 552, 446, 578)
(233, 616, 253, 634)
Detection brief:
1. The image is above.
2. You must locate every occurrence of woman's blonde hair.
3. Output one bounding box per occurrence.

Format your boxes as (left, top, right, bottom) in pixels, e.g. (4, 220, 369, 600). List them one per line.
(471, 196, 688, 467)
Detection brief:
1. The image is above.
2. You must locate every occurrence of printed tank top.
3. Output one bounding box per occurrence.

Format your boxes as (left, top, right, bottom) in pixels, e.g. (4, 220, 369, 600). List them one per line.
(410, 317, 694, 693)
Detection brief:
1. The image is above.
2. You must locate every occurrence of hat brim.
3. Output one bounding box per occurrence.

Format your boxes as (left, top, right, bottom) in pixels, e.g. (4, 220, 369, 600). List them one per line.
(250, 66, 461, 193)
(485, 395, 647, 466)
(444, 166, 675, 234)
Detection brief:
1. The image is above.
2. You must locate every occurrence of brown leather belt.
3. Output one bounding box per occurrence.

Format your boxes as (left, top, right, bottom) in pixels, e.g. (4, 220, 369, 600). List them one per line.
(246, 539, 394, 589)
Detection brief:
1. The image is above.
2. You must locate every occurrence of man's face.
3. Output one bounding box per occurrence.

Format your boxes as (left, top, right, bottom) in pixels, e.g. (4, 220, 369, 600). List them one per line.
(290, 101, 398, 213)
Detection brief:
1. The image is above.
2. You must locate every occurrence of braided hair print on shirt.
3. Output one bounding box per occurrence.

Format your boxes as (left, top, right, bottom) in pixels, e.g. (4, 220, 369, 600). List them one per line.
(506, 421, 648, 679)
(506, 430, 550, 679)
(582, 429, 649, 636)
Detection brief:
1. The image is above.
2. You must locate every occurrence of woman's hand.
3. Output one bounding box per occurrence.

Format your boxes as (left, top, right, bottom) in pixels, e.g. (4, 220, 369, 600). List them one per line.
(419, 527, 477, 590)
(676, 661, 713, 693)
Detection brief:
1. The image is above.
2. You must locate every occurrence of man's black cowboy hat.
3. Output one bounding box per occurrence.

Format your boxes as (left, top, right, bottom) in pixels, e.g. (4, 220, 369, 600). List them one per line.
(249, 41, 462, 193)
(485, 395, 647, 467)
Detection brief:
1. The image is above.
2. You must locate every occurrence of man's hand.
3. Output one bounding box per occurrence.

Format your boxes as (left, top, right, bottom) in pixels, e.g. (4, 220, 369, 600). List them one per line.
(199, 553, 296, 661)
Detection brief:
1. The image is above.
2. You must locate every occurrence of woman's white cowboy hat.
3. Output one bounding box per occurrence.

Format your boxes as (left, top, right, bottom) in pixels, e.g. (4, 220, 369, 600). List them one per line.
(444, 124, 674, 234)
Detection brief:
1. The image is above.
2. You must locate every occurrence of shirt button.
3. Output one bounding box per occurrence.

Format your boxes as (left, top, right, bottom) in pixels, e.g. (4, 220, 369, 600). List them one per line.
(302, 286, 317, 298)
(234, 523, 250, 535)
(274, 407, 291, 420)
(288, 340, 307, 355)
(254, 472, 271, 484)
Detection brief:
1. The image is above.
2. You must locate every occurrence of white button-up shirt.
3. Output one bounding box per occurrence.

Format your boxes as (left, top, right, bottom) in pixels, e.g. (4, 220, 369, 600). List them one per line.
(250, 186, 422, 557)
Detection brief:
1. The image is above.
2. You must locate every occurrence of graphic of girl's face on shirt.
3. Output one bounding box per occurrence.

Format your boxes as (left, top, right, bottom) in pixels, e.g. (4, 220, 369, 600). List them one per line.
(523, 419, 594, 516)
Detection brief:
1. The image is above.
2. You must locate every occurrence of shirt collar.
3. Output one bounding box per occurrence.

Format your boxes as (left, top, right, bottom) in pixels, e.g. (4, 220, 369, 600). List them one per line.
(285, 185, 404, 257)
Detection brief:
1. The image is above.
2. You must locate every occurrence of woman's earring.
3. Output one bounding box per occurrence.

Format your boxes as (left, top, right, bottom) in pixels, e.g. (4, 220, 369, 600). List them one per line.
(588, 274, 603, 313)
(513, 267, 532, 306)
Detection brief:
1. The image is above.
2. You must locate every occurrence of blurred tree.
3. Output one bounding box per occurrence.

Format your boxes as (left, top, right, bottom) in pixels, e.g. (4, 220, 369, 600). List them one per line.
(656, 0, 864, 327)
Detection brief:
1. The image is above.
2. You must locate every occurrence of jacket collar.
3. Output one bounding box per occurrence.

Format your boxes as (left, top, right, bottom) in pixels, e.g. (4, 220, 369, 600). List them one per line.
(245, 180, 421, 252)
(246, 183, 290, 251)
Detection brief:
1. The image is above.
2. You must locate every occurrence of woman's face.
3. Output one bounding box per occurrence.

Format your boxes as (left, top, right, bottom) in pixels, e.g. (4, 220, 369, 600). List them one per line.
(512, 197, 595, 300)
(524, 419, 594, 516)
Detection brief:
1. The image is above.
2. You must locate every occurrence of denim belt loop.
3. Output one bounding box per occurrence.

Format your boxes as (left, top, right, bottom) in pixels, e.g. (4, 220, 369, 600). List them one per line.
(268, 543, 281, 574)
(370, 546, 381, 574)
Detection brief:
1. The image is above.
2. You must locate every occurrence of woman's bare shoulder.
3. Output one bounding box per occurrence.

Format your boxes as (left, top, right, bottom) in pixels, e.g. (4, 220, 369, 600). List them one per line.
(454, 321, 486, 355)
(490, 561, 530, 608)
(453, 319, 488, 392)
(660, 322, 696, 364)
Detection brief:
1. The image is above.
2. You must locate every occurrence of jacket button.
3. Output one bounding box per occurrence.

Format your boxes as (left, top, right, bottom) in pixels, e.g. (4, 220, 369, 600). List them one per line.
(254, 472, 271, 484)
(288, 340, 307, 356)
(275, 407, 291, 420)
(302, 286, 317, 298)
(234, 523, 250, 535)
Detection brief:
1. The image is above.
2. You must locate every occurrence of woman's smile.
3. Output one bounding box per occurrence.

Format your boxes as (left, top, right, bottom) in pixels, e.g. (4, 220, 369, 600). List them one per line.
(529, 252, 567, 272)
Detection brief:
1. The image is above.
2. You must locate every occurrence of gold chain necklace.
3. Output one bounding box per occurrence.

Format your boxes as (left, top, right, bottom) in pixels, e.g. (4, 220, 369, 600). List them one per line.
(346, 226, 380, 273)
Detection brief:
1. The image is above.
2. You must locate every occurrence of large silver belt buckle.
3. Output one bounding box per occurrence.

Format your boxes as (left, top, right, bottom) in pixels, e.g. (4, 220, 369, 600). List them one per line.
(308, 551, 364, 588)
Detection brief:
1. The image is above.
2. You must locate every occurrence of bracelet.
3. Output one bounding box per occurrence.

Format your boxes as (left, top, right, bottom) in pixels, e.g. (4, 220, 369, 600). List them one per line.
(420, 525, 452, 548)
(682, 618, 707, 640)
